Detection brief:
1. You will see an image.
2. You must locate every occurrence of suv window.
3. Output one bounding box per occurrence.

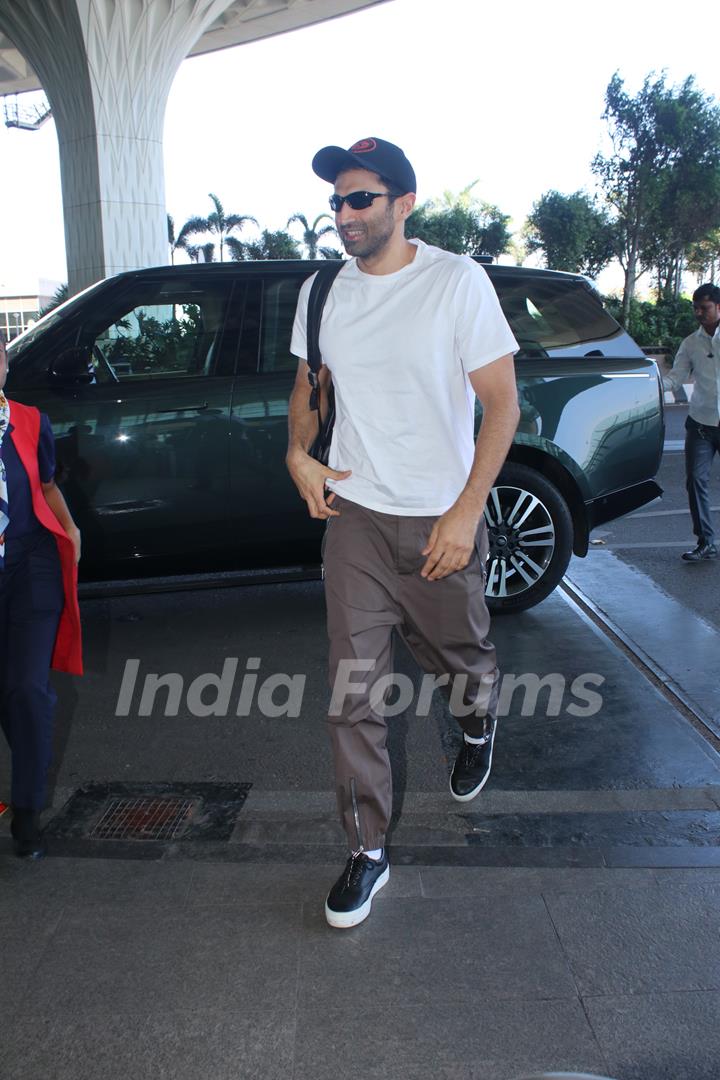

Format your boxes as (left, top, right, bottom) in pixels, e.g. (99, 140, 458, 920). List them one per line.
(494, 276, 622, 357)
(259, 274, 306, 373)
(80, 279, 237, 382)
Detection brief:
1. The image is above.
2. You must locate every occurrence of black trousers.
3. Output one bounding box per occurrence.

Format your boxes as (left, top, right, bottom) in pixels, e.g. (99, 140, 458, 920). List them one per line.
(685, 416, 720, 546)
(0, 530, 63, 811)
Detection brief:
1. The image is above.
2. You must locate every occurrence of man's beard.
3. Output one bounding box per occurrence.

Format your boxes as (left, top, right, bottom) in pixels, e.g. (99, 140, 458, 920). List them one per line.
(340, 212, 395, 260)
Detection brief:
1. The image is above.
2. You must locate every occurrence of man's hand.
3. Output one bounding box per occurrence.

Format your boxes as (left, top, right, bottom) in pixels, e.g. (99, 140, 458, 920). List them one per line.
(286, 447, 351, 520)
(286, 357, 350, 518)
(418, 351, 519, 581)
(420, 497, 483, 580)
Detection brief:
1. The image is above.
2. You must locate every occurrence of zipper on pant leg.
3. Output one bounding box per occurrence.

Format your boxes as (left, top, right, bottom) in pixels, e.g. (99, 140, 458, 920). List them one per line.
(350, 776, 365, 853)
(321, 518, 333, 580)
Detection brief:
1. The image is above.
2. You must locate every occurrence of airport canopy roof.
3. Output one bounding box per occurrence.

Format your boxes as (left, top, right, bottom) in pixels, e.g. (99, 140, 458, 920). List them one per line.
(0, 0, 387, 95)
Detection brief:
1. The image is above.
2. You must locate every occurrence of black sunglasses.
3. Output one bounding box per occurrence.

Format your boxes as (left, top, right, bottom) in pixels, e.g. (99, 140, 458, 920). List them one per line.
(329, 191, 390, 212)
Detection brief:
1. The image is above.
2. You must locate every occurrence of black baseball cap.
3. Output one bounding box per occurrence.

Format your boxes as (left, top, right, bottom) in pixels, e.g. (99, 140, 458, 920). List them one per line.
(312, 137, 416, 194)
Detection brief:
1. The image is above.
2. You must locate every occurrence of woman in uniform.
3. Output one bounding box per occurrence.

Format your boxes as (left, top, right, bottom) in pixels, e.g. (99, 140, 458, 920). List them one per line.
(0, 334, 82, 858)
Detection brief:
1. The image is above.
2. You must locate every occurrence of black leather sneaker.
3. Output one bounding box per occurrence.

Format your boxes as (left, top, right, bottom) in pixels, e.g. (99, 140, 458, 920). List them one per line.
(325, 850, 389, 929)
(11, 808, 46, 859)
(681, 543, 718, 562)
(450, 721, 497, 802)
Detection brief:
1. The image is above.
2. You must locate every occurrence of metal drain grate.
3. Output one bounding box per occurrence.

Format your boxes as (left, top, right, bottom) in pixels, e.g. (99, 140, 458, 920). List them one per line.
(90, 796, 196, 841)
(44, 782, 252, 855)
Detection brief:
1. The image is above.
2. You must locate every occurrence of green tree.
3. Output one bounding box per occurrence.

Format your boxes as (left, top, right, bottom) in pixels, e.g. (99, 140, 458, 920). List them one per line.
(167, 212, 215, 263)
(434, 179, 483, 210)
(524, 190, 617, 278)
(642, 158, 720, 299)
(185, 241, 216, 263)
(406, 202, 511, 258)
(604, 293, 696, 354)
(592, 71, 720, 320)
(176, 193, 257, 262)
(286, 213, 337, 259)
(39, 282, 69, 315)
(686, 229, 720, 282)
(407, 180, 512, 258)
(228, 230, 301, 260)
(167, 214, 178, 263)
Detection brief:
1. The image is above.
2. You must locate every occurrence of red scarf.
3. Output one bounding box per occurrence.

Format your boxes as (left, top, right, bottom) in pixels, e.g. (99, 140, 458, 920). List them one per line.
(8, 401, 83, 675)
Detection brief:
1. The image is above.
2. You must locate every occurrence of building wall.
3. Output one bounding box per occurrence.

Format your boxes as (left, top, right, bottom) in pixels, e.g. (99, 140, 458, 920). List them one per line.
(0, 296, 40, 339)
(0, 279, 59, 338)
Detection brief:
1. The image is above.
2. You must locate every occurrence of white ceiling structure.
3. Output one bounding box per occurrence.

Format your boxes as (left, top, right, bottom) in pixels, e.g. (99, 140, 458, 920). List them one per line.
(0, 0, 387, 95)
(0, 0, 390, 292)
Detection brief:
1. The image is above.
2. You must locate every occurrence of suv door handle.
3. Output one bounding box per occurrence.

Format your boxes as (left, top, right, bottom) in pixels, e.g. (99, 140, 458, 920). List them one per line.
(156, 402, 209, 412)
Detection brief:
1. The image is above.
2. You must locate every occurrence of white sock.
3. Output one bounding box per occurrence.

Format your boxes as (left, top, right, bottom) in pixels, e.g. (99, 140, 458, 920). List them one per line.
(464, 731, 490, 745)
(365, 848, 383, 861)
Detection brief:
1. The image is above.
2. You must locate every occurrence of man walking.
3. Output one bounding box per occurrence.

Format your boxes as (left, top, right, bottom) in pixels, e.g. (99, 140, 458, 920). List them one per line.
(663, 282, 720, 561)
(286, 138, 519, 928)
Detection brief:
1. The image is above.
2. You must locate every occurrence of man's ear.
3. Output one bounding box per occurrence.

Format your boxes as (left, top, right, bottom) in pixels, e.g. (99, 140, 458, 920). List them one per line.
(397, 192, 416, 221)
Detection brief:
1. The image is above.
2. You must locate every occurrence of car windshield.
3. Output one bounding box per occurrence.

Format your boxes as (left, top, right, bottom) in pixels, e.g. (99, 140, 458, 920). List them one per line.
(7, 279, 107, 358)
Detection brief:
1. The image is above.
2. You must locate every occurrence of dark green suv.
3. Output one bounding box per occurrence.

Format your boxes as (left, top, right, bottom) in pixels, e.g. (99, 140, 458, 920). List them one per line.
(6, 260, 663, 612)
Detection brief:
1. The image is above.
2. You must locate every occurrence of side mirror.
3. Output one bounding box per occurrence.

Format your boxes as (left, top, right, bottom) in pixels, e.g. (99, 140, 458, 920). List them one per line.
(49, 348, 93, 385)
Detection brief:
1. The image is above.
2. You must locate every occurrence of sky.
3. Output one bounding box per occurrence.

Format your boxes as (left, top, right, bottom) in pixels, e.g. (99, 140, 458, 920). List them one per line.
(1, 0, 718, 295)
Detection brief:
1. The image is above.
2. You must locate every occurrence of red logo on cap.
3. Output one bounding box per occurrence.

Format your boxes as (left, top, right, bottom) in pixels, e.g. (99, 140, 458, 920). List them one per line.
(350, 138, 377, 153)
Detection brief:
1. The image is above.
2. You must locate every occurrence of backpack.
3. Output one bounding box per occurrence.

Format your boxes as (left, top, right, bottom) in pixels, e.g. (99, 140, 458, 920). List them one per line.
(306, 262, 344, 465)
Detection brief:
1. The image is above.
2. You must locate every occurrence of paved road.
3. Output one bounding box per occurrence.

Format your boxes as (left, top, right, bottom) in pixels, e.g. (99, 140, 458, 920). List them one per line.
(2, 559, 718, 863)
(3, 444, 720, 1080)
(1, 400, 717, 833)
(588, 403, 720, 631)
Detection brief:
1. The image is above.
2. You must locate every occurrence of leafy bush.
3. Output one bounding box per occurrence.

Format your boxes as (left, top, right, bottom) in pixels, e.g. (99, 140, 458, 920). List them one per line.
(104, 304, 203, 374)
(603, 295, 696, 356)
(406, 203, 511, 258)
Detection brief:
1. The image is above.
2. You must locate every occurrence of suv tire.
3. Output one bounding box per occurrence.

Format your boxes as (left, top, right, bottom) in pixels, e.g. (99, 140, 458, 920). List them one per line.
(484, 462, 573, 614)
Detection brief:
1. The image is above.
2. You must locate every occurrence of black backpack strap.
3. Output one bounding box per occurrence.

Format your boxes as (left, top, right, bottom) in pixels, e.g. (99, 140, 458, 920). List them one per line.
(306, 261, 343, 410)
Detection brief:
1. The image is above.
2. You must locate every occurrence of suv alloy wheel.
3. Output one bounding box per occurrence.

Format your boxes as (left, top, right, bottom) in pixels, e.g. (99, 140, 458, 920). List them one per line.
(484, 462, 573, 613)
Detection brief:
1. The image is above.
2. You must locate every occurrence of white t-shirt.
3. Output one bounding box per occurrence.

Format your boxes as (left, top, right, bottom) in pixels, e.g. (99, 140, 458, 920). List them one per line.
(290, 239, 518, 516)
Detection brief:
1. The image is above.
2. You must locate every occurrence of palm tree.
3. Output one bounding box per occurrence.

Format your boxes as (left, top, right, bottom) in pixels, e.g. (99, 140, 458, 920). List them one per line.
(167, 213, 210, 263)
(185, 241, 216, 263)
(434, 180, 482, 211)
(287, 212, 337, 259)
(228, 230, 302, 261)
(39, 282, 69, 315)
(167, 214, 177, 263)
(189, 193, 257, 261)
(225, 237, 246, 262)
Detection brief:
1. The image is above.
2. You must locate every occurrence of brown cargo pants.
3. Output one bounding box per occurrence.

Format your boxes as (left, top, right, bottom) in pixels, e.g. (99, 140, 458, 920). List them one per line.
(323, 494, 499, 851)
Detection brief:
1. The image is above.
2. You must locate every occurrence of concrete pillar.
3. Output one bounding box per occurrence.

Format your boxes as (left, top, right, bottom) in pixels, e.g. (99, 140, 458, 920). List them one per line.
(0, 0, 234, 294)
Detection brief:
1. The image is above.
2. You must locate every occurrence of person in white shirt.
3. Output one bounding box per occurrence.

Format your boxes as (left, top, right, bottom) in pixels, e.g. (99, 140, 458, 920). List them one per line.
(663, 283, 720, 561)
(286, 137, 519, 928)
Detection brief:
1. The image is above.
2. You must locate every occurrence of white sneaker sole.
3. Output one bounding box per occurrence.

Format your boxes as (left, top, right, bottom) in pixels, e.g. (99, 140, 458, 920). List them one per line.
(325, 865, 390, 929)
(449, 740, 494, 803)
